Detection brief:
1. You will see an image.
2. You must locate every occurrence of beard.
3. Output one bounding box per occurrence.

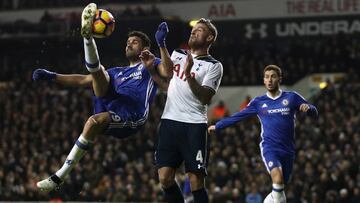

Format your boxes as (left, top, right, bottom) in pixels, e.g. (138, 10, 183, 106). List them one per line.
(126, 50, 139, 61)
(188, 37, 204, 49)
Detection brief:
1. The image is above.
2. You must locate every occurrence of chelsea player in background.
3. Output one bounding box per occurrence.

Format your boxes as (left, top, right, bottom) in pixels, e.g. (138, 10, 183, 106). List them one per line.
(33, 3, 168, 192)
(208, 65, 318, 203)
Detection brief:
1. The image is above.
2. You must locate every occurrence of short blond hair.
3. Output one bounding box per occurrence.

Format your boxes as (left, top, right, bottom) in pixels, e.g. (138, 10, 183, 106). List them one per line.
(197, 18, 218, 42)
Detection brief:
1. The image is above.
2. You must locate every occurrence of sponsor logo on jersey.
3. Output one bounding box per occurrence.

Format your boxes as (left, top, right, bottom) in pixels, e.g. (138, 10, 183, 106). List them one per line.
(262, 103, 268, 108)
(268, 161, 273, 167)
(121, 70, 143, 81)
(268, 107, 290, 115)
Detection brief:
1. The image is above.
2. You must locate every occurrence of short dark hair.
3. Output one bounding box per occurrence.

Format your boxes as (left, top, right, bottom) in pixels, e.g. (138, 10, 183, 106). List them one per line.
(264, 65, 282, 77)
(128, 31, 151, 49)
(197, 18, 218, 42)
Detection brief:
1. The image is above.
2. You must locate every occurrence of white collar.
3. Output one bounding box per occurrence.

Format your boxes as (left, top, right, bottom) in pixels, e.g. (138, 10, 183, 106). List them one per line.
(266, 89, 283, 100)
(129, 62, 142, 68)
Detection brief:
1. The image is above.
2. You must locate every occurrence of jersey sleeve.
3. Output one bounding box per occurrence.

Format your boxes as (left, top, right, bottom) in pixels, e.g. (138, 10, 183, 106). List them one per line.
(170, 49, 185, 61)
(202, 62, 223, 92)
(154, 57, 161, 67)
(215, 98, 258, 131)
(154, 57, 161, 72)
(293, 92, 318, 118)
(170, 50, 177, 61)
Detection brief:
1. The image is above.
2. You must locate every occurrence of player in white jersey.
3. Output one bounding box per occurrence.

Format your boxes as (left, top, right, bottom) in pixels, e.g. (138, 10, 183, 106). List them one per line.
(208, 65, 318, 203)
(154, 19, 223, 203)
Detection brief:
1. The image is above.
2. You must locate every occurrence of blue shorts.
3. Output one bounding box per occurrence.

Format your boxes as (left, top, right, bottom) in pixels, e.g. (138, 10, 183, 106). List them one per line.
(155, 119, 210, 176)
(93, 97, 146, 139)
(261, 150, 295, 183)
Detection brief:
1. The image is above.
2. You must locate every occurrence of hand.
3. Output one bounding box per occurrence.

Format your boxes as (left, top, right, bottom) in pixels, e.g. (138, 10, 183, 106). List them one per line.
(184, 50, 194, 78)
(208, 125, 216, 134)
(299, 103, 310, 112)
(32, 68, 56, 81)
(139, 50, 156, 72)
(155, 22, 169, 48)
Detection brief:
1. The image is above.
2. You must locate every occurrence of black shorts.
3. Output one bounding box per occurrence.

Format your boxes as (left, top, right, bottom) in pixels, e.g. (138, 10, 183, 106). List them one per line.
(155, 119, 210, 176)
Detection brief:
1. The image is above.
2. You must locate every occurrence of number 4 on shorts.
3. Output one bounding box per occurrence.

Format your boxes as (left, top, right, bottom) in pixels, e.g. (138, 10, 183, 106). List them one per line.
(196, 150, 203, 163)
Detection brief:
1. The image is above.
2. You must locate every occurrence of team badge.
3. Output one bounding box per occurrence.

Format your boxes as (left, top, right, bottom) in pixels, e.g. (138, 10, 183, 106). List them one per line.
(282, 99, 289, 106)
(196, 63, 202, 71)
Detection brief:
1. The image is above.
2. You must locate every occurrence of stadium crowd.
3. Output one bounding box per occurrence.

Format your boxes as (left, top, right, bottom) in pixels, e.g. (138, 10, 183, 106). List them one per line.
(0, 25, 359, 202)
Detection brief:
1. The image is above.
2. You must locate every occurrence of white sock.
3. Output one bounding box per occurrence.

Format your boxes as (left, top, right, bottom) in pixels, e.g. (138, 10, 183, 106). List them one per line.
(84, 37, 100, 72)
(263, 193, 273, 203)
(55, 135, 93, 180)
(271, 184, 286, 203)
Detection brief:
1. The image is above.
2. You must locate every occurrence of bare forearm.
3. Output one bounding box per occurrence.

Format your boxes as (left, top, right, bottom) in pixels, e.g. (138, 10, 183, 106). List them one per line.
(148, 69, 169, 91)
(55, 74, 92, 87)
(159, 47, 174, 78)
(187, 77, 213, 105)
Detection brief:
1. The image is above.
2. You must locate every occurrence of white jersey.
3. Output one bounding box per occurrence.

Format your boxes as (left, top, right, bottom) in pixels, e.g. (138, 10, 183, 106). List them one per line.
(161, 49, 223, 123)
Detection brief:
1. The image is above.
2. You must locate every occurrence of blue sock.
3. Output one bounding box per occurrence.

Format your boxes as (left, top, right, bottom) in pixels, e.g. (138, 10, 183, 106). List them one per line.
(163, 183, 184, 203)
(192, 188, 209, 203)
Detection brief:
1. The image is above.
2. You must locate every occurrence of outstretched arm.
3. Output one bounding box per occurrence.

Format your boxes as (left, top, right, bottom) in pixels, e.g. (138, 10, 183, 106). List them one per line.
(155, 22, 174, 79)
(33, 68, 92, 87)
(208, 100, 257, 134)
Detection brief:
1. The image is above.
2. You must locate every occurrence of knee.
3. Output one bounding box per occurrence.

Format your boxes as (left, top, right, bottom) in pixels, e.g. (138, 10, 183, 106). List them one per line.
(271, 168, 284, 184)
(158, 170, 176, 188)
(188, 172, 204, 191)
(85, 113, 109, 130)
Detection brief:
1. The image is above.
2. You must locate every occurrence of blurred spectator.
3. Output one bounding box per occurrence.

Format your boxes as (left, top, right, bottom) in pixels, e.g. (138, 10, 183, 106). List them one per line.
(239, 95, 251, 110)
(209, 100, 229, 122)
(245, 182, 262, 203)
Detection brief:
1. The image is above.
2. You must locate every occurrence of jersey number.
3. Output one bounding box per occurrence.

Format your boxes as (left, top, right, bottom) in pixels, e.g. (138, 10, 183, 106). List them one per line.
(173, 64, 195, 81)
(196, 150, 203, 163)
(111, 114, 121, 122)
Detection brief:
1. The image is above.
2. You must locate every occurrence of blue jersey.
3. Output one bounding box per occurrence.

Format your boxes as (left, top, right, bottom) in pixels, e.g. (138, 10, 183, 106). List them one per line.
(216, 90, 318, 155)
(94, 58, 161, 127)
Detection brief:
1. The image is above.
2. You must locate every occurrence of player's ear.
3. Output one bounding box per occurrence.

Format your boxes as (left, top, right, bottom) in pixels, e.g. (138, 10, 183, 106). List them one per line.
(206, 35, 214, 43)
(279, 76, 282, 84)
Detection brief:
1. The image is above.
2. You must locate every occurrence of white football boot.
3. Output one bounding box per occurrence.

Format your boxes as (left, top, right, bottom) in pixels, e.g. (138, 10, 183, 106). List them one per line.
(81, 3, 97, 39)
(36, 174, 63, 192)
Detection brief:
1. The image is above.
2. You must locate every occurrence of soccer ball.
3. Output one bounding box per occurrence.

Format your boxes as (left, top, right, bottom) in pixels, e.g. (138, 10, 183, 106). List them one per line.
(92, 9, 115, 38)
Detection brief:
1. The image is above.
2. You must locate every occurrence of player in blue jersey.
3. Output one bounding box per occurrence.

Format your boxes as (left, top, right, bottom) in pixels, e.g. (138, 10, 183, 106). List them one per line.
(208, 65, 318, 203)
(33, 3, 167, 192)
